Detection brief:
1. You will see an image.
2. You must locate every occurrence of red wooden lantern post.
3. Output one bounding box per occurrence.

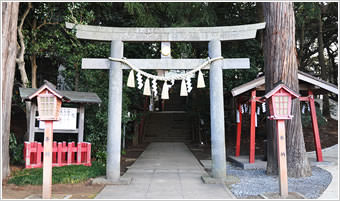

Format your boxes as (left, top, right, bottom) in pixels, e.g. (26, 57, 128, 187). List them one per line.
(264, 83, 300, 198)
(28, 82, 69, 199)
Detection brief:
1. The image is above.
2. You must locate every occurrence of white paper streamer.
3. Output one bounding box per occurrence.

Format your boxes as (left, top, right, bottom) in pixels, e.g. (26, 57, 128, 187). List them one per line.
(186, 76, 193, 93)
(257, 106, 260, 115)
(255, 112, 258, 127)
(137, 72, 143, 89)
(152, 79, 158, 97)
(236, 110, 240, 123)
(262, 102, 266, 113)
(302, 104, 306, 114)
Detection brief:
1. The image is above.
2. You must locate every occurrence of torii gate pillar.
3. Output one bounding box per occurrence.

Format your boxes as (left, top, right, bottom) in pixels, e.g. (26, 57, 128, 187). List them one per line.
(209, 40, 226, 179)
(107, 40, 123, 182)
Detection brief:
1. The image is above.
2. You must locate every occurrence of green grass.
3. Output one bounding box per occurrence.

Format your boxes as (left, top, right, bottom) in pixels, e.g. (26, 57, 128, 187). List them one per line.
(8, 161, 105, 185)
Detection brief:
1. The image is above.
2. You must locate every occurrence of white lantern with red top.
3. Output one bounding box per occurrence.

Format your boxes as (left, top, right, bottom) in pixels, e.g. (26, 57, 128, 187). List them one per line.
(264, 82, 300, 120)
(36, 89, 62, 121)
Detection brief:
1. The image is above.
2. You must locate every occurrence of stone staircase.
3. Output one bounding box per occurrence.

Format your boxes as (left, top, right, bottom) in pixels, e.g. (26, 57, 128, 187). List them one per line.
(143, 112, 193, 143)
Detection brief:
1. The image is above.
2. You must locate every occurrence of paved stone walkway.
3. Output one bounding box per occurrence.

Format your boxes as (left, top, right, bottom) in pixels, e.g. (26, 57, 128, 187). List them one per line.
(307, 144, 339, 200)
(95, 142, 234, 199)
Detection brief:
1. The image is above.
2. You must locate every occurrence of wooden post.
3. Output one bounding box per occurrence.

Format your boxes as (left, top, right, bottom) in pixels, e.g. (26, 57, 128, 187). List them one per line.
(78, 104, 85, 142)
(28, 103, 36, 142)
(276, 120, 288, 198)
(308, 90, 323, 162)
(42, 120, 53, 199)
(235, 103, 242, 157)
(249, 90, 256, 163)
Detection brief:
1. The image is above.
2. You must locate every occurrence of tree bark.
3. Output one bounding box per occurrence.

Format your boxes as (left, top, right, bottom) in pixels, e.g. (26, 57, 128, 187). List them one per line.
(263, 2, 312, 178)
(297, 21, 305, 70)
(317, 4, 330, 118)
(30, 54, 38, 88)
(2, 2, 20, 179)
(74, 63, 79, 91)
(16, 2, 31, 88)
(326, 46, 337, 85)
(30, 18, 38, 89)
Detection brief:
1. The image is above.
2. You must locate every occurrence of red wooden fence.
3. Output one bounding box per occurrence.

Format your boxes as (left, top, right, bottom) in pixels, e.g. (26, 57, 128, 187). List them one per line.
(24, 141, 91, 168)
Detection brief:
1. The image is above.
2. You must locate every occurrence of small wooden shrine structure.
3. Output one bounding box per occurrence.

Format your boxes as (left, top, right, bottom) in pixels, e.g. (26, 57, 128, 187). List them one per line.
(19, 80, 102, 142)
(231, 71, 338, 163)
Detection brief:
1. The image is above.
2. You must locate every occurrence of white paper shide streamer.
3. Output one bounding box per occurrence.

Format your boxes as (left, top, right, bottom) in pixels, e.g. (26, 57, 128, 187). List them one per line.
(152, 79, 158, 97)
(180, 79, 188, 96)
(108, 56, 224, 99)
(137, 72, 143, 89)
(186, 76, 192, 93)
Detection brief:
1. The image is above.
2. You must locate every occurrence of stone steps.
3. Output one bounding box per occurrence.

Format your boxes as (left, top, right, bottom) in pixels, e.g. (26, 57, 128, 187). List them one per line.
(144, 112, 193, 143)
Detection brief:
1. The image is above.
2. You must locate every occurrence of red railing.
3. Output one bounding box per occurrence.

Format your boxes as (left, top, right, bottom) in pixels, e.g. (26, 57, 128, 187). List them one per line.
(24, 141, 91, 168)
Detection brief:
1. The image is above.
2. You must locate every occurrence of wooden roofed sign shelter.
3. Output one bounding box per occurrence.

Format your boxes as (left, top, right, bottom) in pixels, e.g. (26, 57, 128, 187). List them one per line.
(231, 71, 338, 164)
(66, 22, 266, 182)
(20, 81, 102, 143)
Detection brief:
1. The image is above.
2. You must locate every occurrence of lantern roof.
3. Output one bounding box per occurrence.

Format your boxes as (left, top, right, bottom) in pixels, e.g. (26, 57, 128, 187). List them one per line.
(264, 82, 300, 99)
(28, 80, 70, 102)
(231, 71, 338, 97)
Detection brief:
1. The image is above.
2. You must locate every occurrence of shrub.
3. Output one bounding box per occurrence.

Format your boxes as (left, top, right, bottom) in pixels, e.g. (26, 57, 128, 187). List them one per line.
(8, 161, 105, 185)
(9, 133, 24, 166)
(301, 103, 327, 128)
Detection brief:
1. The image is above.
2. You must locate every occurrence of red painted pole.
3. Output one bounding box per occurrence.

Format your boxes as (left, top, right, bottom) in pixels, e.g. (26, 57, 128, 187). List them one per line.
(235, 103, 242, 157)
(87, 143, 92, 166)
(77, 142, 81, 165)
(42, 120, 53, 199)
(249, 90, 256, 163)
(24, 142, 30, 168)
(37, 142, 42, 168)
(308, 90, 323, 162)
(276, 120, 288, 198)
(52, 141, 57, 164)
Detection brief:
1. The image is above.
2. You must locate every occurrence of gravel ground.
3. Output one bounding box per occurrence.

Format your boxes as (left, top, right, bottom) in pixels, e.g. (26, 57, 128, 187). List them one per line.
(228, 165, 332, 199)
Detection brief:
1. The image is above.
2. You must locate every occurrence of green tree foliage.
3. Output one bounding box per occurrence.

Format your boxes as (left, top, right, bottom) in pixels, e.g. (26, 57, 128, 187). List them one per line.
(295, 2, 338, 85)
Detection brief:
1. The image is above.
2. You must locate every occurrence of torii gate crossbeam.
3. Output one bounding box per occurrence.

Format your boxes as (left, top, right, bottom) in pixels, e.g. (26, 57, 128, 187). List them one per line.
(66, 22, 265, 183)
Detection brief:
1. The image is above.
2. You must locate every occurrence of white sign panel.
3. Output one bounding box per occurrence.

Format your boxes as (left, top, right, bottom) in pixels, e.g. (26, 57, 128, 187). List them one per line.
(39, 107, 77, 130)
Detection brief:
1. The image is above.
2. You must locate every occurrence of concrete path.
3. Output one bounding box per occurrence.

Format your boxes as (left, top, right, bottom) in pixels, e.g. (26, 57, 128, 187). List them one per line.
(307, 144, 339, 200)
(95, 142, 234, 199)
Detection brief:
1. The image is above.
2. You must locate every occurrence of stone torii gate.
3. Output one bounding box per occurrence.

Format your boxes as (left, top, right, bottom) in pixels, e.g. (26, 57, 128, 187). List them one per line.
(66, 22, 265, 183)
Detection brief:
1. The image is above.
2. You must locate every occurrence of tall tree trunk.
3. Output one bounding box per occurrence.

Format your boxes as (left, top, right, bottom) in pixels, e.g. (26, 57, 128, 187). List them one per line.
(30, 18, 38, 89)
(16, 3, 33, 142)
(317, 5, 330, 118)
(30, 54, 38, 88)
(263, 2, 312, 178)
(2, 2, 20, 179)
(74, 63, 79, 91)
(298, 21, 305, 70)
(326, 46, 337, 85)
(16, 2, 31, 88)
